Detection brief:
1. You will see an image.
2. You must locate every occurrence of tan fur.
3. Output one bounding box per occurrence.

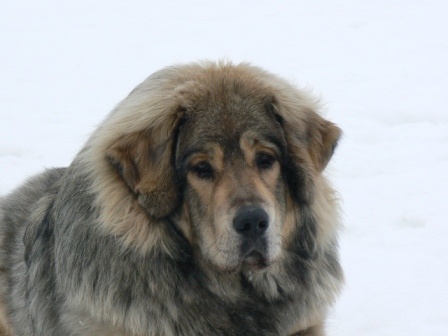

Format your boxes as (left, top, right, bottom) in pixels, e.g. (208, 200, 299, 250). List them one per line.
(78, 61, 340, 255)
(0, 297, 12, 335)
(311, 176, 341, 251)
(184, 135, 285, 271)
(84, 62, 342, 333)
(280, 193, 297, 244)
(0, 62, 342, 335)
(292, 324, 324, 336)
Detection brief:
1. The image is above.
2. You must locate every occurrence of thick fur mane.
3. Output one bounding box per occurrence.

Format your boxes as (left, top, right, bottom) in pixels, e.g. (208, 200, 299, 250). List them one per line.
(78, 62, 340, 254)
(0, 61, 343, 336)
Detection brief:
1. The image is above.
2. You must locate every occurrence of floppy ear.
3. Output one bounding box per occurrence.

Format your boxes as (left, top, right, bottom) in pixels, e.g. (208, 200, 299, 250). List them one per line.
(305, 110, 341, 172)
(105, 126, 180, 219)
(274, 102, 340, 259)
(274, 101, 341, 202)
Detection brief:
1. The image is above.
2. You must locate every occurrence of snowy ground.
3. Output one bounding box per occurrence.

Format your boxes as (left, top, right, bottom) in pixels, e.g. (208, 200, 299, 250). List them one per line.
(1, 1, 447, 334)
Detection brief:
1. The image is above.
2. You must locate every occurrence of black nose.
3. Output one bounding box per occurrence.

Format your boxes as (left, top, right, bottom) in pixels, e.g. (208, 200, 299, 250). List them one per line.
(233, 206, 269, 238)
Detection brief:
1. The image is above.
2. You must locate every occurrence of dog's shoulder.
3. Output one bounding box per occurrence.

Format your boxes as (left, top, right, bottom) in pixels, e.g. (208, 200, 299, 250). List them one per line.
(1, 168, 66, 266)
(1, 167, 66, 230)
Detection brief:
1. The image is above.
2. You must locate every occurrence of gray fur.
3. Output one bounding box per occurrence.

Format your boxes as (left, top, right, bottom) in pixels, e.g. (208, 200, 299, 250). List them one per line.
(0, 62, 343, 336)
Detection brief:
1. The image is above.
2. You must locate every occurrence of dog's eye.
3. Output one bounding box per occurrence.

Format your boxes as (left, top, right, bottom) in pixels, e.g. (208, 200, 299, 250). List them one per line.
(256, 153, 276, 170)
(191, 161, 213, 179)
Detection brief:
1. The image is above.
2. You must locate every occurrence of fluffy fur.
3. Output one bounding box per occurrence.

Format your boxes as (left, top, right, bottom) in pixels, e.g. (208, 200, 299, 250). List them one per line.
(0, 62, 343, 335)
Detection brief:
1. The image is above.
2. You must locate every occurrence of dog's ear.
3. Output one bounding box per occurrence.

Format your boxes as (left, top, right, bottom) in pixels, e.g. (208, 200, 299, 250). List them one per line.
(106, 124, 181, 219)
(273, 99, 340, 202)
(305, 110, 341, 172)
(278, 106, 341, 173)
(273, 99, 340, 258)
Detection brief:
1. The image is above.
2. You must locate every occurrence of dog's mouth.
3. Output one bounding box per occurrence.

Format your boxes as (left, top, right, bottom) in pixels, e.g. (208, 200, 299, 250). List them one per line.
(205, 236, 275, 273)
(242, 250, 268, 270)
(239, 238, 270, 270)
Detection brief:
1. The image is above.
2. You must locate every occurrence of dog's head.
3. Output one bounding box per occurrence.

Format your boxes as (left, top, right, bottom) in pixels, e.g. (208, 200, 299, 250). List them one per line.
(96, 62, 340, 271)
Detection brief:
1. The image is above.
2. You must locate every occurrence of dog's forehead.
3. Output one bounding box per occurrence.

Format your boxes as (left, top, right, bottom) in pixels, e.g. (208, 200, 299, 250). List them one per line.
(177, 96, 282, 156)
(174, 71, 287, 160)
(186, 80, 275, 129)
(188, 104, 270, 134)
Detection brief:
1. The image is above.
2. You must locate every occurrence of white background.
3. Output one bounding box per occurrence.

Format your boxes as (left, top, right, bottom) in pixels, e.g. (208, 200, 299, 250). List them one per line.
(1, 1, 447, 334)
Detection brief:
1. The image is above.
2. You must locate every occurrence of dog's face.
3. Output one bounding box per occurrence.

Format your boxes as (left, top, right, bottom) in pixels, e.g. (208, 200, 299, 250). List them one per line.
(104, 64, 340, 272)
(175, 94, 287, 272)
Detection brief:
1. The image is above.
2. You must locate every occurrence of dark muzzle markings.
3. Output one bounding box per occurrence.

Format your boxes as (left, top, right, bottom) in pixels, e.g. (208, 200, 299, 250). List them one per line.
(0, 62, 342, 336)
(176, 112, 286, 272)
(233, 205, 269, 262)
(233, 205, 269, 239)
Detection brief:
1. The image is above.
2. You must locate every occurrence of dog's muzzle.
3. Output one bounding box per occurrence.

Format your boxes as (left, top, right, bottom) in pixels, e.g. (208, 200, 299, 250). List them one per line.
(233, 205, 269, 238)
(233, 205, 270, 267)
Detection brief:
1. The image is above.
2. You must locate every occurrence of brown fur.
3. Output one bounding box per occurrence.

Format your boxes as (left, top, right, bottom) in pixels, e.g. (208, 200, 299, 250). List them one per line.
(0, 62, 342, 335)
(0, 298, 12, 336)
(292, 324, 324, 336)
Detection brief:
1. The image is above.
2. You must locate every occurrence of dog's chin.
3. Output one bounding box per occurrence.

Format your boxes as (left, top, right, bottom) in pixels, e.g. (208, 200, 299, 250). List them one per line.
(221, 251, 273, 273)
(208, 251, 271, 274)
(241, 251, 269, 271)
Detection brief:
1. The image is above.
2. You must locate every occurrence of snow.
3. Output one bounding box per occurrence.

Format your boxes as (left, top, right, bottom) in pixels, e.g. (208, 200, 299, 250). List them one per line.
(1, 1, 447, 334)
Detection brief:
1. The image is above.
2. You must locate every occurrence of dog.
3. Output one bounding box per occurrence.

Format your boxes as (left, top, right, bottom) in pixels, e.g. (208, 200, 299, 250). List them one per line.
(0, 61, 343, 336)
